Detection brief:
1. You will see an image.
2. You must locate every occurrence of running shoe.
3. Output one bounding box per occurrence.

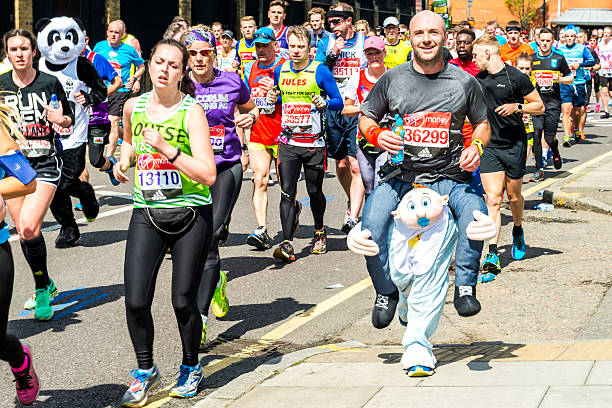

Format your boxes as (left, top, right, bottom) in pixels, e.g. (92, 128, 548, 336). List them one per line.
(546, 148, 553, 162)
(408, 365, 434, 377)
(211, 270, 229, 318)
(34, 283, 54, 321)
(343, 201, 351, 226)
(595, 103, 600, 113)
(580, 131, 586, 141)
(529, 169, 544, 182)
(341, 217, 358, 235)
(246, 226, 271, 250)
(106, 155, 120, 186)
(55, 225, 80, 248)
(292, 201, 302, 237)
(169, 363, 203, 398)
(552, 150, 563, 170)
(512, 231, 527, 260)
(562, 135, 571, 147)
(601, 112, 610, 119)
(12, 342, 39, 406)
(81, 183, 100, 222)
(372, 290, 399, 329)
(24, 278, 58, 310)
(311, 229, 327, 254)
(120, 365, 160, 407)
(218, 217, 230, 247)
(74, 202, 83, 211)
(200, 319, 207, 345)
(273, 240, 295, 262)
(481, 252, 502, 274)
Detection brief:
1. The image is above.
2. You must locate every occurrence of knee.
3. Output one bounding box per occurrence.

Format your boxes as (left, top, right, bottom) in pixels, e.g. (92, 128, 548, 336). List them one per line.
(485, 194, 502, 209)
(90, 152, 106, 168)
(253, 172, 269, 190)
(20, 225, 40, 240)
(171, 293, 191, 315)
(125, 296, 148, 316)
(336, 159, 349, 172)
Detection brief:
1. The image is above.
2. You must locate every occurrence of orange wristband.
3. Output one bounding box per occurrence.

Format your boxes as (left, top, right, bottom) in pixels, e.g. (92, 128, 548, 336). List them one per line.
(365, 126, 390, 148)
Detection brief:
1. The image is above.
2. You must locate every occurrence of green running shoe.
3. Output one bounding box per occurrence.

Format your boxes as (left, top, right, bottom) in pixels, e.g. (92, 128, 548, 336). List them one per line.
(211, 271, 229, 318)
(481, 252, 502, 274)
(25, 278, 58, 311)
(34, 283, 54, 321)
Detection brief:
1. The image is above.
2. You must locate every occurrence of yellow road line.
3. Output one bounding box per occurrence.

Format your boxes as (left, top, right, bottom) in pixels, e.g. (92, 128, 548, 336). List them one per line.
(522, 149, 612, 198)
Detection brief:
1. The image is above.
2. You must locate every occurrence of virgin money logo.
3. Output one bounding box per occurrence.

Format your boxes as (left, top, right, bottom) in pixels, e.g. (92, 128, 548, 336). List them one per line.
(284, 104, 310, 115)
(138, 154, 154, 170)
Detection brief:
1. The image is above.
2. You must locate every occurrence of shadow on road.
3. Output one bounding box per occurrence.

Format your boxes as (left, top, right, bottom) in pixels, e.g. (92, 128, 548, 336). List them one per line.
(8, 284, 124, 340)
(79, 229, 128, 247)
(15, 383, 126, 408)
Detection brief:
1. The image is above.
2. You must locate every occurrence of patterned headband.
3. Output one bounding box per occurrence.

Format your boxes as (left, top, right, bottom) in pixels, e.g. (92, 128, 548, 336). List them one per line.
(185, 29, 216, 48)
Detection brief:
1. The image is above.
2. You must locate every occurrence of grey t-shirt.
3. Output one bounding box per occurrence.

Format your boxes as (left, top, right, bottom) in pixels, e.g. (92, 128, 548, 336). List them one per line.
(360, 61, 488, 183)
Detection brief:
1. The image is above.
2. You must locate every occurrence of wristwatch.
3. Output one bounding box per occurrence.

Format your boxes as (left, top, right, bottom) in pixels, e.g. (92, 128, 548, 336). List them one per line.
(248, 112, 257, 124)
(517, 103, 523, 113)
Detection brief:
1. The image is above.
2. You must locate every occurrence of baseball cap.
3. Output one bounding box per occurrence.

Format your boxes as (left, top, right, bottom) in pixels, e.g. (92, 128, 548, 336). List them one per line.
(221, 30, 234, 39)
(364, 36, 385, 51)
(253, 27, 275, 44)
(383, 17, 400, 27)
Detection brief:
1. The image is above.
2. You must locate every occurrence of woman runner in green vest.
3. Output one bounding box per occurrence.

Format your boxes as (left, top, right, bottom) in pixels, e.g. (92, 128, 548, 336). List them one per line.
(112, 39, 216, 406)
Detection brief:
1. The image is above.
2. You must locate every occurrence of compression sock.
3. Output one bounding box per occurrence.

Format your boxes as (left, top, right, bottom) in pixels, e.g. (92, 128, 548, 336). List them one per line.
(489, 244, 497, 254)
(513, 225, 523, 237)
(20, 235, 51, 289)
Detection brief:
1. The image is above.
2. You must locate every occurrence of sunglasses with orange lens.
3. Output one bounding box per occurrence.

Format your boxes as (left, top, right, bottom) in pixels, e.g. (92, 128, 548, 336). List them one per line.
(188, 49, 215, 57)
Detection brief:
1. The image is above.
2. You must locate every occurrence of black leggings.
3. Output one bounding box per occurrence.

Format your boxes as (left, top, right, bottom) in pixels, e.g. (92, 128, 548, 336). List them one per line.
(533, 108, 561, 170)
(0, 241, 25, 368)
(197, 161, 242, 316)
(88, 123, 110, 168)
(124, 206, 213, 369)
(278, 147, 326, 241)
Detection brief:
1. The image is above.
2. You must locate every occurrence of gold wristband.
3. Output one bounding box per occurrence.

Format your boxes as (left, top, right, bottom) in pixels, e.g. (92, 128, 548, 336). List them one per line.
(471, 139, 484, 156)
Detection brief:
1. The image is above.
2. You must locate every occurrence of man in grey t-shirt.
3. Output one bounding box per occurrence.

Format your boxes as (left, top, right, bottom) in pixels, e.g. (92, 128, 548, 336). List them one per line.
(353, 11, 492, 327)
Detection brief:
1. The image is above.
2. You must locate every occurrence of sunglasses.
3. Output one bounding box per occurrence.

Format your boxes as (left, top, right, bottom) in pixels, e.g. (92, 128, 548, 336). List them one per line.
(328, 18, 345, 26)
(188, 49, 215, 57)
(254, 32, 276, 41)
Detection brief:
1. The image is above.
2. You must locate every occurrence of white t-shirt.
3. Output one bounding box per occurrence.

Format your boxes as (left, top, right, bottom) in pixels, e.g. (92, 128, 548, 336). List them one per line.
(217, 49, 237, 72)
(344, 69, 379, 105)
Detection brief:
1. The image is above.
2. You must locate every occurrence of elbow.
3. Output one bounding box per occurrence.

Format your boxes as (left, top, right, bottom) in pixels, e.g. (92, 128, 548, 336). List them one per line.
(536, 103, 545, 115)
(204, 173, 216, 187)
(24, 179, 37, 196)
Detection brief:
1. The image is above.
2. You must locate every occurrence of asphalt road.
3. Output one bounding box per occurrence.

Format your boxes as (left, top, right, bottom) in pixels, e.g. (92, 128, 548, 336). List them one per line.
(0, 112, 611, 407)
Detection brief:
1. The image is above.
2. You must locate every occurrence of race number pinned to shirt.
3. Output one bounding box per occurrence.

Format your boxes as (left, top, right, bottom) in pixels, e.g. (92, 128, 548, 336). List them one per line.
(17, 139, 53, 158)
(210, 125, 225, 154)
(52, 123, 73, 137)
(402, 111, 451, 159)
(333, 58, 360, 83)
(252, 77, 276, 115)
(137, 153, 183, 201)
(282, 102, 313, 132)
(533, 70, 556, 93)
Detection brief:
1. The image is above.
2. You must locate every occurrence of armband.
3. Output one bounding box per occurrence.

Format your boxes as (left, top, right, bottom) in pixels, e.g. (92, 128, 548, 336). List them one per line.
(471, 139, 484, 156)
(365, 126, 391, 148)
(0, 150, 37, 185)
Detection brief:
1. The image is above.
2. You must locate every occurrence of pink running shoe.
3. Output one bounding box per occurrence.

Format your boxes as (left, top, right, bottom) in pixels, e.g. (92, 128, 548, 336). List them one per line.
(595, 103, 601, 113)
(11, 342, 39, 406)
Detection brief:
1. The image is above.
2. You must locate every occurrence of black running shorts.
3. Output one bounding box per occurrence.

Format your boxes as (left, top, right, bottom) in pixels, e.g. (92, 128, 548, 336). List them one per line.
(480, 140, 527, 180)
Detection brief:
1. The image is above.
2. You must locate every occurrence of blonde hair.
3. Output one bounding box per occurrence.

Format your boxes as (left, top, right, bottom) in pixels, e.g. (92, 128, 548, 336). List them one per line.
(0, 96, 27, 144)
(287, 25, 310, 44)
(241, 16, 256, 24)
(472, 34, 500, 54)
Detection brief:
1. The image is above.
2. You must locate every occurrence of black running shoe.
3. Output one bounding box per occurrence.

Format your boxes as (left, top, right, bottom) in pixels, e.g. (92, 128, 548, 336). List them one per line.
(454, 285, 481, 317)
(55, 226, 80, 249)
(601, 112, 610, 119)
(371, 290, 399, 329)
(552, 151, 562, 170)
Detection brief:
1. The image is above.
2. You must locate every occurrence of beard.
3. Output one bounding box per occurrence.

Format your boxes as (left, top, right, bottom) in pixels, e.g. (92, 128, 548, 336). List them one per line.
(413, 44, 443, 66)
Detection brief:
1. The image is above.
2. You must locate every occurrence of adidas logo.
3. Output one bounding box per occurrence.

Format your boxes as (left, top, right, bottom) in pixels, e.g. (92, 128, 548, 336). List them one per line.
(418, 147, 432, 158)
(151, 190, 167, 201)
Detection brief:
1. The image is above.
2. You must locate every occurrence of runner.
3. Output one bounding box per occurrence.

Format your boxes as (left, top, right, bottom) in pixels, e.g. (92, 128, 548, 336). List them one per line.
(80, 29, 123, 187)
(244, 27, 285, 250)
(234, 16, 257, 75)
(382, 16, 412, 68)
(0, 101, 39, 406)
(342, 36, 388, 200)
(267, 25, 342, 261)
(113, 39, 216, 406)
(445, 29, 458, 58)
(472, 35, 544, 274)
(0, 28, 74, 320)
(588, 35, 602, 113)
(576, 30, 600, 131)
(315, 2, 368, 234)
(181, 26, 259, 344)
(217, 30, 237, 72)
(558, 26, 595, 146)
(118, 20, 143, 93)
(357, 11, 490, 325)
(211, 22, 224, 54)
(354, 20, 370, 36)
(596, 27, 611, 119)
(529, 27, 573, 181)
(93, 21, 145, 162)
(268, 0, 290, 59)
(309, 7, 330, 57)
(499, 20, 534, 66)
(514, 54, 537, 171)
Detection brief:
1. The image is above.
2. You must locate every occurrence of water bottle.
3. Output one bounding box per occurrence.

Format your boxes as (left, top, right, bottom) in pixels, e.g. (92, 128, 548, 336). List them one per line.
(389, 114, 405, 165)
(535, 203, 554, 211)
(49, 94, 59, 109)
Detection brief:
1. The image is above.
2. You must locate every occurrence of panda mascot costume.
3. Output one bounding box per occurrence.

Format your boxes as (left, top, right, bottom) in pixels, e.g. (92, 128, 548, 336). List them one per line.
(36, 16, 107, 248)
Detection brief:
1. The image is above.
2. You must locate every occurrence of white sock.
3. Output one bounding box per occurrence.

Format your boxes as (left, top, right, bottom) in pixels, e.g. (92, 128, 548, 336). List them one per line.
(201, 315, 208, 326)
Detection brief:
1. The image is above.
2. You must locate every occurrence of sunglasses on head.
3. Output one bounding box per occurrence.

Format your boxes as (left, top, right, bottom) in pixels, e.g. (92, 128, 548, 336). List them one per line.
(188, 49, 215, 57)
(328, 18, 345, 25)
(254, 32, 276, 41)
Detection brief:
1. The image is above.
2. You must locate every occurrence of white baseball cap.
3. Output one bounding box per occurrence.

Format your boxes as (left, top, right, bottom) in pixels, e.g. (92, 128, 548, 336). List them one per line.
(383, 17, 400, 27)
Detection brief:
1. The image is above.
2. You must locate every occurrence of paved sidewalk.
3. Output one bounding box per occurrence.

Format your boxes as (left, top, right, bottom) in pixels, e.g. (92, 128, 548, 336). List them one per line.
(196, 340, 612, 408)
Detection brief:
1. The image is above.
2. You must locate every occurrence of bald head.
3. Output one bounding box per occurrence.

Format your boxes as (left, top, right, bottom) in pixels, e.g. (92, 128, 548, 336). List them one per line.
(107, 20, 125, 46)
(409, 11, 446, 35)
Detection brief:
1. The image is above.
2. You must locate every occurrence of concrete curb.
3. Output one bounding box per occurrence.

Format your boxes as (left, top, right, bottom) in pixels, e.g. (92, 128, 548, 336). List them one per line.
(541, 189, 612, 215)
(192, 341, 367, 408)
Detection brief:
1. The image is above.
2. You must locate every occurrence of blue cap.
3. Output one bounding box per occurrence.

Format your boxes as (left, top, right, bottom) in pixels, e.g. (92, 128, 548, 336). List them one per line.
(253, 27, 276, 44)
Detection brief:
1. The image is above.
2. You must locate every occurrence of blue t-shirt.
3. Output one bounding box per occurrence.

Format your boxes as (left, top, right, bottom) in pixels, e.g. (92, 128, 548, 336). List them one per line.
(557, 43, 595, 85)
(84, 49, 119, 83)
(92, 41, 144, 92)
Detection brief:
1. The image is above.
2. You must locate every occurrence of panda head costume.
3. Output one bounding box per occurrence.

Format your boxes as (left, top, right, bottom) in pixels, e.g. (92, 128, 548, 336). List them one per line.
(35, 16, 85, 66)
